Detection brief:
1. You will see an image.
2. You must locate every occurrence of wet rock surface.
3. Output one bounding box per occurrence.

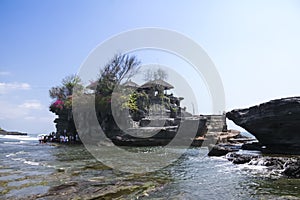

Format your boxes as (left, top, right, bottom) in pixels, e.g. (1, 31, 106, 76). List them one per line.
(227, 97, 300, 154)
(4, 170, 168, 200)
(32, 180, 162, 200)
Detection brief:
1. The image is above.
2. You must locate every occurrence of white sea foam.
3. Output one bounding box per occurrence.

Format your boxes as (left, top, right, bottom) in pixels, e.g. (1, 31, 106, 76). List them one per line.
(210, 156, 228, 161)
(236, 163, 267, 170)
(11, 157, 25, 162)
(23, 160, 40, 166)
(5, 153, 16, 158)
(11, 157, 41, 166)
(4, 141, 29, 145)
(1, 135, 38, 141)
(6, 151, 28, 157)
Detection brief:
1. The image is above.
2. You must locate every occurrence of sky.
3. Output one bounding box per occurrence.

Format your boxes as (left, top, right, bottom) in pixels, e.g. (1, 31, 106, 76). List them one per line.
(0, 0, 300, 134)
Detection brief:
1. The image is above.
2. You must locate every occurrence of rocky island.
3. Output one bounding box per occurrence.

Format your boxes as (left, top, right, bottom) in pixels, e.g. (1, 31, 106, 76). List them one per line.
(48, 54, 236, 147)
(227, 97, 300, 155)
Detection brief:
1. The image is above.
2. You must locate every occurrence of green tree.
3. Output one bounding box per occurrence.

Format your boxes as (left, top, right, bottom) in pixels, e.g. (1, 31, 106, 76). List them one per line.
(95, 54, 141, 132)
(49, 74, 83, 101)
(96, 54, 140, 96)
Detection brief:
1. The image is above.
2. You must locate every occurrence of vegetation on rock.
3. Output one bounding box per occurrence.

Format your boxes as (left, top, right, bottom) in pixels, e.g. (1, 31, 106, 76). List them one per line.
(49, 54, 142, 141)
(49, 53, 184, 143)
(49, 75, 83, 142)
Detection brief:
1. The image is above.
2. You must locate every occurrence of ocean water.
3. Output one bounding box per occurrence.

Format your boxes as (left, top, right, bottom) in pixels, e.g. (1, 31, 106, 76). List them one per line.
(0, 134, 300, 199)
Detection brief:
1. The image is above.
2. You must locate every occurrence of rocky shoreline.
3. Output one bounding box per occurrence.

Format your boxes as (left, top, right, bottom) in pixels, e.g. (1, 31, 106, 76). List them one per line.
(208, 138, 300, 178)
(227, 153, 300, 178)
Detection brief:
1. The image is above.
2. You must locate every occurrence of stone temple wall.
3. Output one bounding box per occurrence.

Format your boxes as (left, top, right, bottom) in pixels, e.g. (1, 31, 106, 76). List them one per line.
(202, 114, 227, 132)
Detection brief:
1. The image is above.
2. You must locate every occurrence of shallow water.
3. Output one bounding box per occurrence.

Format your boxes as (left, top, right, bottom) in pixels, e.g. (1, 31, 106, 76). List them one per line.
(0, 134, 300, 199)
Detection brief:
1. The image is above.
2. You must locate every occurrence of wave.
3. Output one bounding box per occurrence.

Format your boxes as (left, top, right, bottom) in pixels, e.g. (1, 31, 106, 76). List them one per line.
(4, 141, 29, 145)
(5, 151, 28, 158)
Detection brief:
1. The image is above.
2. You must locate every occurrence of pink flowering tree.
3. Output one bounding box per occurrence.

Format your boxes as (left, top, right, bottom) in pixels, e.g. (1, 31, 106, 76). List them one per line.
(49, 75, 83, 142)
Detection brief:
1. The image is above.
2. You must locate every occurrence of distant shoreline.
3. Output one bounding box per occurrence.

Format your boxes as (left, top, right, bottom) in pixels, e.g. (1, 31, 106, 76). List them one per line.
(0, 129, 27, 136)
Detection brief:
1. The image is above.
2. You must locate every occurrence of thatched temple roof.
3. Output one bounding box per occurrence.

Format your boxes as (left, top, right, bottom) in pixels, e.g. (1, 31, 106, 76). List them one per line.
(139, 79, 174, 90)
(122, 80, 139, 88)
(87, 79, 173, 91)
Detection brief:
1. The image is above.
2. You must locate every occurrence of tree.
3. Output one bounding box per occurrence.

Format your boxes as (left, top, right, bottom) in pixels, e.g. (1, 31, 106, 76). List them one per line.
(62, 75, 83, 96)
(95, 54, 141, 132)
(49, 75, 83, 101)
(143, 69, 154, 82)
(96, 54, 141, 96)
(143, 68, 168, 81)
(156, 68, 168, 80)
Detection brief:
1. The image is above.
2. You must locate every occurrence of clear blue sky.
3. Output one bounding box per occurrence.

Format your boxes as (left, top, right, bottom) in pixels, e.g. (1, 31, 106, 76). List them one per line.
(1, 0, 300, 133)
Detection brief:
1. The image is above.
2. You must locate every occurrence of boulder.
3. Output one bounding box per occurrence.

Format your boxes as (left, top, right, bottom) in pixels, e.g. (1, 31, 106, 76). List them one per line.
(249, 157, 288, 170)
(227, 97, 300, 154)
(208, 144, 235, 156)
(226, 152, 260, 164)
(283, 158, 300, 178)
(241, 142, 263, 151)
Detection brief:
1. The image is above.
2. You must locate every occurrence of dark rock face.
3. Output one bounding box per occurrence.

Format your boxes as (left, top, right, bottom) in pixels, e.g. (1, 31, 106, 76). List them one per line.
(227, 97, 300, 154)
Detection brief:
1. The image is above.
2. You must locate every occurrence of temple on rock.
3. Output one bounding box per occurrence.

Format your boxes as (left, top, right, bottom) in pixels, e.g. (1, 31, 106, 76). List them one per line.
(49, 78, 227, 146)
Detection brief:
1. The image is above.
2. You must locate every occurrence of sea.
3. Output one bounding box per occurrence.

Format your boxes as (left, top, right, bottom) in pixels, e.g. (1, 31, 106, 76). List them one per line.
(0, 133, 300, 199)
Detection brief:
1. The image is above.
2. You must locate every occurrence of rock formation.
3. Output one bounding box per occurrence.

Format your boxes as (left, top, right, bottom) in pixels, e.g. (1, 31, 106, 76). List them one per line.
(227, 97, 300, 154)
